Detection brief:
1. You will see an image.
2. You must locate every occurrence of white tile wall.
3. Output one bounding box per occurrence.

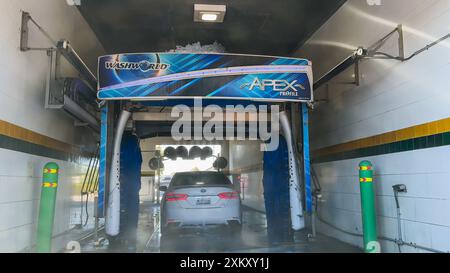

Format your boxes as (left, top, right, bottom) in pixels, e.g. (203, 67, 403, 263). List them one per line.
(295, 0, 450, 252)
(313, 146, 450, 252)
(0, 0, 104, 252)
(0, 148, 92, 252)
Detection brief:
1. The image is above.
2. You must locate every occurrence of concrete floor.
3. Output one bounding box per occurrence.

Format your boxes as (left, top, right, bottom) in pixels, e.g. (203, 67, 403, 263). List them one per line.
(81, 202, 361, 253)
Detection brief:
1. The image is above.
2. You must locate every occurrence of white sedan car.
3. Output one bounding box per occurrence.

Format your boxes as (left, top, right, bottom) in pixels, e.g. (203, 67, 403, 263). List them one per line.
(160, 171, 242, 235)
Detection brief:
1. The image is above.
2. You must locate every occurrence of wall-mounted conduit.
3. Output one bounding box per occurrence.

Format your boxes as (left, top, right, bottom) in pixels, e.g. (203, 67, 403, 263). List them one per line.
(313, 24, 450, 93)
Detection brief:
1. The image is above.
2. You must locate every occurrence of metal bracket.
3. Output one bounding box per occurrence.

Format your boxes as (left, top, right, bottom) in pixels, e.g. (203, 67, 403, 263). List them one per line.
(19, 11, 56, 51)
(313, 26, 405, 91)
(365, 24, 405, 60)
(313, 84, 330, 105)
(44, 49, 63, 109)
(19, 12, 30, 51)
(354, 59, 360, 86)
(398, 25, 405, 60)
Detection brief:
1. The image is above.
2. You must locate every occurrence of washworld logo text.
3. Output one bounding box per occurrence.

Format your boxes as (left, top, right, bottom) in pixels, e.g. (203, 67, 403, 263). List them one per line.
(105, 60, 170, 72)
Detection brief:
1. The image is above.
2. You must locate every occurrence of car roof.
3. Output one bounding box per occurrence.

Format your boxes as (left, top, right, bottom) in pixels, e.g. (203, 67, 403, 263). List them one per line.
(174, 171, 222, 175)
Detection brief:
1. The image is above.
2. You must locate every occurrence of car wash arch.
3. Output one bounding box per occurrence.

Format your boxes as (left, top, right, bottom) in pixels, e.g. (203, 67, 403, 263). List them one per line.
(95, 52, 314, 244)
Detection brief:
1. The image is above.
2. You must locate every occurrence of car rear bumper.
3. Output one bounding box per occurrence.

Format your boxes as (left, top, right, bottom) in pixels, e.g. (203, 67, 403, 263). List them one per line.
(164, 206, 241, 227)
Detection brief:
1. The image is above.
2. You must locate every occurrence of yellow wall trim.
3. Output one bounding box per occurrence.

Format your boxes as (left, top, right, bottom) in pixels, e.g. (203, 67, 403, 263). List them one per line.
(313, 116, 450, 157)
(0, 119, 77, 154)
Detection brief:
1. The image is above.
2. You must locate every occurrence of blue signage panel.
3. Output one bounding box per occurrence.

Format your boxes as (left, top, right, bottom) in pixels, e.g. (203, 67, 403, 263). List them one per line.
(98, 53, 313, 102)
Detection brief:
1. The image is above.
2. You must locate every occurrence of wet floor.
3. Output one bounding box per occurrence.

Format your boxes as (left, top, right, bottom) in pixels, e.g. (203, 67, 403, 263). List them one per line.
(146, 205, 269, 253)
(82, 202, 361, 253)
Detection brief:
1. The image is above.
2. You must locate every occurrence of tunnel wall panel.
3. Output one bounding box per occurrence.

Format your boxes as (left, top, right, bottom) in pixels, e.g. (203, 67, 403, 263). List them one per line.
(0, 0, 104, 252)
(295, 0, 450, 252)
(228, 141, 265, 212)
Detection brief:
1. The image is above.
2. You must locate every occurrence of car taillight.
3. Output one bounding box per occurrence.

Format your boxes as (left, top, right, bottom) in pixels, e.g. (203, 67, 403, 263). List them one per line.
(218, 191, 239, 199)
(165, 193, 188, 201)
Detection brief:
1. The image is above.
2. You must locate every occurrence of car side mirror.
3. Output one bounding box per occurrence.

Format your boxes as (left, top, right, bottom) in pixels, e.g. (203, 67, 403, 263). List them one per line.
(159, 185, 168, 191)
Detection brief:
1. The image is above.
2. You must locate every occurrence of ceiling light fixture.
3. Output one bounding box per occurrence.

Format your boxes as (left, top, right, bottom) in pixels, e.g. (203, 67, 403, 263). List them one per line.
(66, 0, 81, 6)
(201, 13, 218, 21)
(194, 4, 226, 23)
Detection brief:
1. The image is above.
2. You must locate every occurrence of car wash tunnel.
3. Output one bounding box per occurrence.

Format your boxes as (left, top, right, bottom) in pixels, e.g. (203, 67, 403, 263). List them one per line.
(93, 52, 325, 253)
(1, 0, 450, 258)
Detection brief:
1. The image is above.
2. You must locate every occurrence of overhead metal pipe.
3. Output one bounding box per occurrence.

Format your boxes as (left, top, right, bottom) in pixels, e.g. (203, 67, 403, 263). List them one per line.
(57, 40, 97, 90)
(313, 47, 367, 90)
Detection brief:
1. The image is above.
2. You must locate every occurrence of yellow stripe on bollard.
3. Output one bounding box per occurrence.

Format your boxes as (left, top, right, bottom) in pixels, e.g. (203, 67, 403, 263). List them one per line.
(43, 168, 58, 174)
(42, 182, 58, 188)
(359, 177, 373, 182)
(359, 166, 372, 171)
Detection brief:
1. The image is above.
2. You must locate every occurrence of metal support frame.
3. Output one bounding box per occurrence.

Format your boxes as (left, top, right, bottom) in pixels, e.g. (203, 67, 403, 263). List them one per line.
(313, 25, 405, 92)
(19, 12, 30, 51)
(354, 60, 360, 86)
(366, 24, 405, 60)
(365, 24, 405, 60)
(43, 49, 99, 130)
(398, 25, 405, 60)
(301, 103, 312, 215)
(313, 48, 366, 90)
(56, 40, 97, 90)
(44, 49, 60, 109)
(97, 103, 110, 218)
(98, 102, 313, 222)
(21, 11, 100, 131)
(20, 11, 57, 51)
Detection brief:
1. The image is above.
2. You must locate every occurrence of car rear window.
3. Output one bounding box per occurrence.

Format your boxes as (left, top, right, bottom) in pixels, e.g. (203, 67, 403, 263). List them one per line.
(170, 172, 231, 187)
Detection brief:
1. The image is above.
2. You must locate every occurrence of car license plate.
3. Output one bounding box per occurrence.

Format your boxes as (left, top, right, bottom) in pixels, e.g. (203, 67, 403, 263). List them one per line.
(196, 198, 211, 205)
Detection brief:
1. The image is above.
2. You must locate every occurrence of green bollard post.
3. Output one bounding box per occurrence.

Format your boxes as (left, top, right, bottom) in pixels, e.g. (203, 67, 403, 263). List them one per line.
(37, 162, 59, 253)
(359, 160, 380, 253)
